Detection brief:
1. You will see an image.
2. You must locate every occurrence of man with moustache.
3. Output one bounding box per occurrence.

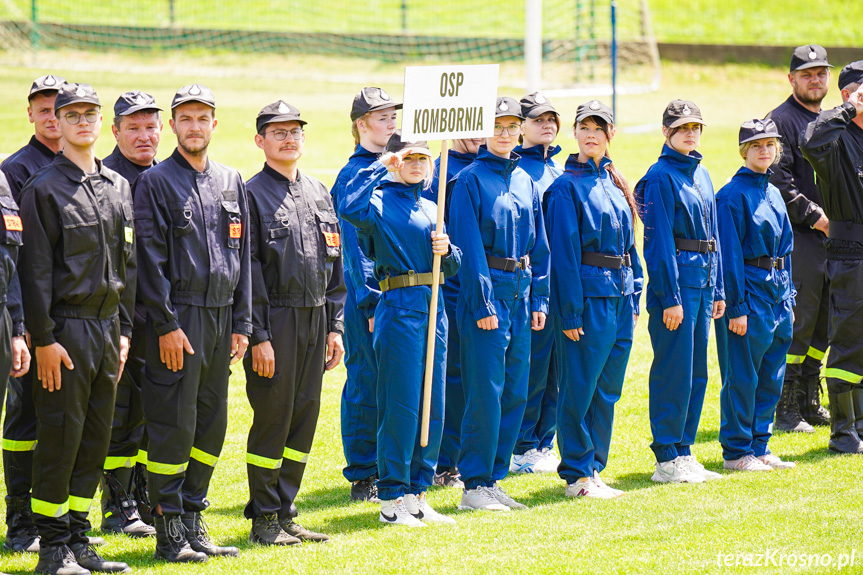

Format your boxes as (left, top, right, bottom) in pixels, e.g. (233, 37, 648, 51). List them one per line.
(133, 84, 251, 562)
(100, 91, 163, 538)
(766, 45, 833, 433)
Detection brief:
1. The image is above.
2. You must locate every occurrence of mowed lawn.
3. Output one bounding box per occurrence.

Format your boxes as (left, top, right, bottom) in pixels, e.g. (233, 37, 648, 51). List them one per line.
(0, 55, 861, 574)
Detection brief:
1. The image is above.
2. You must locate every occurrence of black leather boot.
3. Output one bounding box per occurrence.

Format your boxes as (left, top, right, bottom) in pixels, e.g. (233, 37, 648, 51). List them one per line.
(828, 391, 863, 454)
(800, 377, 831, 426)
(249, 513, 299, 546)
(131, 463, 153, 525)
(100, 469, 155, 537)
(34, 543, 90, 575)
(153, 514, 208, 563)
(3, 494, 40, 552)
(182, 511, 239, 557)
(70, 542, 130, 573)
(774, 379, 815, 433)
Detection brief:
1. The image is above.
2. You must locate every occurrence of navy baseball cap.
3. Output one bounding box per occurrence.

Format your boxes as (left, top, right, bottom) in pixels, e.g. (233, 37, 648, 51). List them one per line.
(520, 92, 558, 119)
(495, 97, 525, 120)
(351, 87, 401, 121)
(256, 100, 307, 133)
(739, 118, 781, 144)
(576, 99, 614, 124)
(838, 61, 863, 90)
(114, 91, 161, 117)
(54, 83, 100, 112)
(29, 74, 66, 100)
(790, 45, 832, 72)
(385, 130, 431, 157)
(663, 99, 705, 128)
(171, 84, 215, 109)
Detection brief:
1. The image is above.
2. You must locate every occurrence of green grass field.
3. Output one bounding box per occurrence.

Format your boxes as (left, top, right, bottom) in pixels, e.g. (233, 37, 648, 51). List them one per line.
(0, 54, 861, 574)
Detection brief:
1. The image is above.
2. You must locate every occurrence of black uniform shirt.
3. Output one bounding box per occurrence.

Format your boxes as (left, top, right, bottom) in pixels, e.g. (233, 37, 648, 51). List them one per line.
(133, 148, 252, 337)
(767, 95, 824, 228)
(0, 172, 24, 336)
(103, 146, 156, 191)
(246, 163, 346, 345)
(800, 103, 863, 245)
(18, 153, 137, 347)
(1, 136, 56, 201)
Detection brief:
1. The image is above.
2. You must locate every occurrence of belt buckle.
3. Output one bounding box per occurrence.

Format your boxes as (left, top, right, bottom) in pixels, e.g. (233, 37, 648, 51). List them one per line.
(519, 255, 530, 270)
(772, 257, 781, 269)
(406, 269, 417, 286)
(707, 238, 717, 252)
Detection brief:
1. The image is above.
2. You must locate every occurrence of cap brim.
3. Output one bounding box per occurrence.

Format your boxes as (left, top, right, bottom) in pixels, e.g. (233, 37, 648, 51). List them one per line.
(120, 104, 163, 116)
(792, 61, 833, 71)
(29, 87, 61, 98)
(495, 112, 526, 120)
(740, 133, 782, 144)
(367, 102, 403, 114)
(402, 146, 432, 157)
(171, 96, 215, 109)
(261, 114, 307, 126)
(667, 116, 706, 128)
(576, 111, 613, 124)
(56, 97, 101, 111)
(526, 105, 558, 118)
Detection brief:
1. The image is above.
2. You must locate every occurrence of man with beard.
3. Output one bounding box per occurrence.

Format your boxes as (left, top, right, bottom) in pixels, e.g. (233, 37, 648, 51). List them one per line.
(766, 45, 833, 433)
(134, 84, 251, 562)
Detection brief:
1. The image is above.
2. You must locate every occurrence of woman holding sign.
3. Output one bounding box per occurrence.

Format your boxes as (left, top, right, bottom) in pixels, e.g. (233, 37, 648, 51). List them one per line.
(545, 100, 641, 498)
(342, 131, 461, 527)
(450, 97, 550, 512)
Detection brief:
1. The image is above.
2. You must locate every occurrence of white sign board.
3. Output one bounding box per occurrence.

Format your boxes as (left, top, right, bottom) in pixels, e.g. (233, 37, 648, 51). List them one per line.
(401, 64, 499, 140)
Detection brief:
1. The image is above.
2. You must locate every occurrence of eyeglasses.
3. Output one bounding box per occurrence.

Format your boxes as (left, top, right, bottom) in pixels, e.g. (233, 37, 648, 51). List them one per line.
(63, 110, 99, 125)
(267, 128, 304, 141)
(493, 123, 522, 136)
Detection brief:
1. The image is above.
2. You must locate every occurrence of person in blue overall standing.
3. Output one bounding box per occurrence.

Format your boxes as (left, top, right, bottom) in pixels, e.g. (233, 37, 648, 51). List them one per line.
(716, 119, 797, 472)
(342, 132, 461, 527)
(332, 87, 401, 502)
(432, 137, 482, 489)
(450, 97, 550, 511)
(511, 92, 564, 475)
(546, 100, 642, 498)
(635, 100, 726, 484)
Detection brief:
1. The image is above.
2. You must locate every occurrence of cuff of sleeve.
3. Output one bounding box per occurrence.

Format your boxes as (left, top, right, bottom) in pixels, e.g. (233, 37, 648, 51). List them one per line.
(154, 318, 181, 337)
(120, 325, 133, 339)
(804, 207, 824, 228)
(232, 321, 253, 337)
(472, 302, 497, 321)
(329, 320, 345, 335)
(714, 289, 726, 302)
(250, 328, 271, 346)
(632, 297, 641, 317)
(727, 302, 750, 318)
(531, 297, 549, 315)
(12, 321, 25, 338)
(561, 315, 583, 331)
(359, 303, 377, 320)
(842, 101, 857, 120)
(31, 332, 57, 347)
(661, 294, 682, 309)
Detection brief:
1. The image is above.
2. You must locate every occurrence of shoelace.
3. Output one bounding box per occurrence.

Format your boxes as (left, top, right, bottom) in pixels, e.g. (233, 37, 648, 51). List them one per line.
(167, 517, 187, 543)
(262, 514, 282, 535)
(56, 546, 77, 564)
(477, 486, 501, 504)
(392, 500, 411, 517)
(193, 514, 212, 543)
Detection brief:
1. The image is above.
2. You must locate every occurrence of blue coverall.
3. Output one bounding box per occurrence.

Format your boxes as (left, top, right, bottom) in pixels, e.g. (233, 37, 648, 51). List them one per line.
(546, 155, 643, 482)
(635, 145, 724, 464)
(513, 143, 564, 457)
(331, 145, 383, 483)
(449, 146, 550, 490)
(341, 162, 461, 501)
(432, 150, 476, 472)
(715, 167, 794, 461)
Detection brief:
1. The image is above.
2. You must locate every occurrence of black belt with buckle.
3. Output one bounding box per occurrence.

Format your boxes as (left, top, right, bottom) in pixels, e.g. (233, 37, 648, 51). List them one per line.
(744, 256, 785, 270)
(581, 251, 631, 270)
(379, 270, 445, 292)
(487, 254, 530, 272)
(674, 237, 717, 254)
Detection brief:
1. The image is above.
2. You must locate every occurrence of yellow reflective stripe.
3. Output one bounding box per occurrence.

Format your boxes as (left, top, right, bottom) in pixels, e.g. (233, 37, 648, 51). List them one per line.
(786, 354, 806, 365)
(807, 347, 826, 361)
(246, 452, 283, 470)
(190, 447, 219, 468)
(283, 447, 308, 463)
(104, 455, 136, 470)
(68, 495, 93, 513)
(31, 497, 68, 518)
(147, 459, 188, 475)
(136, 450, 148, 466)
(2, 438, 37, 451)
(825, 368, 863, 384)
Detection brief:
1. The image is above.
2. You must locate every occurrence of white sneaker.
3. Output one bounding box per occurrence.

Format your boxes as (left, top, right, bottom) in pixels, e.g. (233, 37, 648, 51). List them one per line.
(678, 455, 722, 481)
(379, 498, 426, 527)
(757, 454, 796, 470)
(404, 493, 455, 524)
(533, 447, 561, 473)
(565, 477, 617, 499)
(458, 486, 509, 512)
(723, 454, 774, 472)
(489, 483, 527, 509)
(592, 471, 624, 497)
(509, 449, 544, 474)
(651, 459, 706, 483)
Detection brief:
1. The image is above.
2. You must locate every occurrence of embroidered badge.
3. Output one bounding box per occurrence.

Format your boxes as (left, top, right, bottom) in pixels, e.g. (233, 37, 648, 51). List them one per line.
(682, 104, 691, 115)
(323, 232, 341, 247)
(278, 101, 290, 113)
(229, 223, 242, 238)
(535, 94, 546, 104)
(189, 84, 201, 95)
(76, 86, 86, 97)
(499, 102, 509, 111)
(589, 101, 601, 111)
(45, 75, 56, 86)
(755, 121, 764, 131)
(3, 215, 22, 232)
(379, 89, 391, 101)
(809, 50, 818, 60)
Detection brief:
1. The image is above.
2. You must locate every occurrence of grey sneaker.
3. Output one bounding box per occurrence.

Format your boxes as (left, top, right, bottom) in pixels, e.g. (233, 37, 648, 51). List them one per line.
(489, 483, 526, 509)
(458, 486, 509, 512)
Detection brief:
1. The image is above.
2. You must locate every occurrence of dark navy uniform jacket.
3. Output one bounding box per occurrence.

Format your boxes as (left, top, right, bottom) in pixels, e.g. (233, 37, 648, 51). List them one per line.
(800, 103, 863, 232)
(766, 96, 824, 228)
(342, 162, 461, 314)
(132, 148, 252, 337)
(513, 143, 564, 195)
(716, 167, 796, 319)
(635, 145, 725, 310)
(1, 136, 56, 201)
(449, 146, 550, 321)
(545, 155, 644, 330)
(246, 163, 346, 345)
(18, 154, 136, 346)
(331, 145, 382, 319)
(0, 173, 24, 336)
(103, 146, 157, 190)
